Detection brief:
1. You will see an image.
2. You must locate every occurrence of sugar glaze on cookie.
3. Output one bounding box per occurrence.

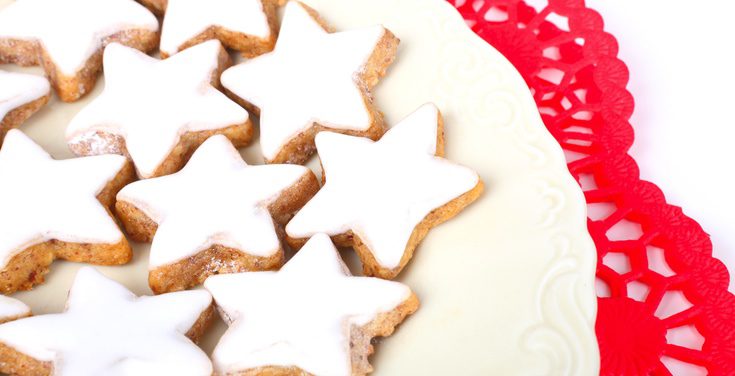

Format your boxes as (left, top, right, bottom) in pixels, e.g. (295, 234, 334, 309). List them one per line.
(0, 130, 134, 293)
(115, 135, 319, 293)
(66, 40, 251, 179)
(0, 296, 30, 324)
(286, 104, 483, 279)
(0, 0, 159, 101)
(204, 233, 418, 376)
(160, 0, 278, 58)
(0, 267, 214, 376)
(0, 70, 49, 143)
(221, 1, 398, 164)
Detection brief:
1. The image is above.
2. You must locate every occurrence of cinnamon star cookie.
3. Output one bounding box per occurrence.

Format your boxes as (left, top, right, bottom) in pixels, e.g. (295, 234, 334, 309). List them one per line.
(66, 40, 251, 179)
(221, 1, 399, 164)
(204, 233, 418, 376)
(115, 135, 318, 294)
(158, 0, 279, 58)
(0, 267, 214, 376)
(0, 0, 158, 101)
(286, 104, 484, 279)
(0, 130, 134, 294)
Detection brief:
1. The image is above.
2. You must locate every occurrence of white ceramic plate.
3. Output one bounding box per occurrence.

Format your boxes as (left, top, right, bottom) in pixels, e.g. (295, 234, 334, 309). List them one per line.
(1, 0, 599, 374)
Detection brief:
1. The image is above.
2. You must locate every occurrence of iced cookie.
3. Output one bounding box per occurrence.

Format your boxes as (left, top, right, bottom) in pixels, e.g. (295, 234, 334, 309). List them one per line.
(0, 267, 214, 376)
(0, 130, 134, 294)
(115, 135, 319, 294)
(0, 0, 158, 102)
(158, 0, 279, 58)
(287, 104, 483, 279)
(0, 296, 30, 324)
(221, 1, 398, 164)
(66, 40, 251, 179)
(204, 233, 418, 376)
(0, 70, 50, 143)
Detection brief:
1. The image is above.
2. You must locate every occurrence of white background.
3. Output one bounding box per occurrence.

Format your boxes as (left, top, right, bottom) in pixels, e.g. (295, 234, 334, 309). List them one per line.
(584, 0, 735, 292)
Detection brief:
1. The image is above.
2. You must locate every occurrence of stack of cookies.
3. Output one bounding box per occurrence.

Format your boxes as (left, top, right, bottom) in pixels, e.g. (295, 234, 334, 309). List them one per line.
(0, 1, 483, 375)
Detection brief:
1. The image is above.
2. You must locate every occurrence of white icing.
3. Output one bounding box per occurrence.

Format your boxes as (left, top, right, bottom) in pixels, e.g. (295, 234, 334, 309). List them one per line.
(0, 70, 49, 122)
(286, 104, 480, 269)
(160, 0, 272, 56)
(204, 233, 412, 376)
(0, 296, 29, 321)
(117, 135, 313, 269)
(221, 1, 389, 161)
(0, 130, 127, 268)
(0, 0, 158, 76)
(66, 40, 249, 179)
(0, 267, 212, 376)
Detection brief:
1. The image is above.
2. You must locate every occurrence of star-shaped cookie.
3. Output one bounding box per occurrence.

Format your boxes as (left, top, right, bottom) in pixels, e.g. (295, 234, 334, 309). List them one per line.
(204, 233, 418, 376)
(286, 104, 484, 279)
(0, 296, 30, 324)
(0, 130, 134, 294)
(66, 40, 252, 179)
(158, 0, 279, 58)
(0, 0, 158, 101)
(221, 1, 399, 164)
(0, 267, 214, 376)
(116, 135, 319, 294)
(0, 70, 50, 143)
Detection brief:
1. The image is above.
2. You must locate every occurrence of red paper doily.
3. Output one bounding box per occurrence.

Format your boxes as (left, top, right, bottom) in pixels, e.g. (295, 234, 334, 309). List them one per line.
(452, 0, 735, 375)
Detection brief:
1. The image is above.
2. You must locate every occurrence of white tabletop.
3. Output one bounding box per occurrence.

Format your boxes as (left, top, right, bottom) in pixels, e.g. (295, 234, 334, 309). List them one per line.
(585, 0, 735, 292)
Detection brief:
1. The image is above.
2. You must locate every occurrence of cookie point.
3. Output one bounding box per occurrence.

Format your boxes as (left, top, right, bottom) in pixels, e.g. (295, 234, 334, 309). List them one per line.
(74, 266, 106, 282)
(3, 128, 24, 141)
